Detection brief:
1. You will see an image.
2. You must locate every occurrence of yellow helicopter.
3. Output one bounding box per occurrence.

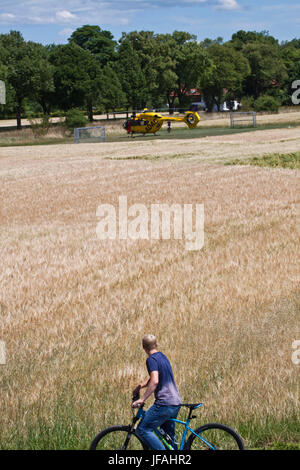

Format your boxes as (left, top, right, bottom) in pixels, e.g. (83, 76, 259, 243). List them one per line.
(123, 107, 200, 136)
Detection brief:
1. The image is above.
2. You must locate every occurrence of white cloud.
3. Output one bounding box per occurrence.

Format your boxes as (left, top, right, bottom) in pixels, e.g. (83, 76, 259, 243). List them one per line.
(215, 0, 241, 10)
(0, 0, 243, 27)
(0, 13, 15, 20)
(182, 0, 208, 3)
(56, 10, 77, 23)
(0, 1, 134, 26)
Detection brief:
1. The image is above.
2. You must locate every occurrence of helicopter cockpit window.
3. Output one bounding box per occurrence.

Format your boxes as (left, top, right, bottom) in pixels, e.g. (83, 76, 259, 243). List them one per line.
(131, 119, 141, 126)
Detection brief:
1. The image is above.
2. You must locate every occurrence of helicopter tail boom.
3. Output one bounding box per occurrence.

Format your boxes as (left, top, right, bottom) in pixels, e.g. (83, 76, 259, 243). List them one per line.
(160, 111, 200, 129)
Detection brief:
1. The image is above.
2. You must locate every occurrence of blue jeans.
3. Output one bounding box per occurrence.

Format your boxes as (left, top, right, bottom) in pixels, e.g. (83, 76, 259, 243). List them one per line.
(136, 403, 180, 450)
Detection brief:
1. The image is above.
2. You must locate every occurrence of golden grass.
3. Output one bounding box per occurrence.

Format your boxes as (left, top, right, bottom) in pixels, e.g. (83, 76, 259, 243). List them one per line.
(1, 126, 300, 167)
(0, 125, 67, 145)
(0, 129, 299, 449)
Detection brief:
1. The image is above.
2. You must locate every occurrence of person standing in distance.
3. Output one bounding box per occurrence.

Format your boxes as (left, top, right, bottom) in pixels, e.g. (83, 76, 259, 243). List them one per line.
(132, 334, 181, 450)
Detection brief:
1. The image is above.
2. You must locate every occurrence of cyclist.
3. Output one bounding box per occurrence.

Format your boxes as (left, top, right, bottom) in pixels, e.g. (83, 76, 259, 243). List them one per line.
(132, 334, 181, 450)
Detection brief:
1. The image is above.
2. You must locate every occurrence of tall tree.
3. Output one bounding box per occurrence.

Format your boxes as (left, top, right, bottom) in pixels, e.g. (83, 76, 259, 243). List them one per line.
(69, 25, 117, 66)
(117, 39, 147, 110)
(242, 42, 287, 99)
(281, 38, 300, 49)
(199, 43, 250, 111)
(120, 31, 159, 105)
(120, 31, 177, 108)
(29, 42, 55, 115)
(153, 34, 178, 108)
(121, 31, 212, 109)
(231, 30, 278, 50)
(0, 60, 14, 117)
(230, 30, 288, 100)
(280, 41, 300, 105)
(50, 42, 103, 121)
(100, 64, 126, 112)
(172, 36, 212, 107)
(201, 37, 224, 49)
(0, 31, 39, 129)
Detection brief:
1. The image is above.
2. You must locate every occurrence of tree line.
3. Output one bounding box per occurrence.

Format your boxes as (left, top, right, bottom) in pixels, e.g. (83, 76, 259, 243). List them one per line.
(0, 26, 299, 129)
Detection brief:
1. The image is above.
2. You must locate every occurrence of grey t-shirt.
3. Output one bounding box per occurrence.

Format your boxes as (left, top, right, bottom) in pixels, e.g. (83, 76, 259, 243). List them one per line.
(146, 352, 181, 406)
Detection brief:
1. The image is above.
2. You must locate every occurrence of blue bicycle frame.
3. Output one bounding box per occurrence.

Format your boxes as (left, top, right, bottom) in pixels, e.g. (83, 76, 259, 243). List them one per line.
(136, 405, 216, 451)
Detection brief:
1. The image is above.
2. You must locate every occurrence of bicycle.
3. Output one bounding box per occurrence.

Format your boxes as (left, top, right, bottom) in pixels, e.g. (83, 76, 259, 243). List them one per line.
(90, 393, 245, 450)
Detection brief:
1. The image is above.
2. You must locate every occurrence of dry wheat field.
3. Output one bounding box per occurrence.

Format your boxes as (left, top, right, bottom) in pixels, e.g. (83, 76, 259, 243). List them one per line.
(0, 127, 299, 449)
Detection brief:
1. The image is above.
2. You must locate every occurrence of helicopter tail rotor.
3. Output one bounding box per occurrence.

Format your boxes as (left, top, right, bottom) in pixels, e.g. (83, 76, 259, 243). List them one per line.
(184, 111, 200, 129)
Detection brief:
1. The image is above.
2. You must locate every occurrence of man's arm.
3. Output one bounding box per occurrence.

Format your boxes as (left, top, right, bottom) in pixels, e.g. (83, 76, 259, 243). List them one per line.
(132, 371, 159, 408)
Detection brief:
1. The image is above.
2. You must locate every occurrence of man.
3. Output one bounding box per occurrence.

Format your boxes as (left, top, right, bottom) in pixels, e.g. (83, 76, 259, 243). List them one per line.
(132, 334, 181, 450)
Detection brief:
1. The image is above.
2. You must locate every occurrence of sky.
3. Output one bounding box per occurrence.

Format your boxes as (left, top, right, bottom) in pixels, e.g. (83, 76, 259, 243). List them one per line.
(0, 0, 299, 45)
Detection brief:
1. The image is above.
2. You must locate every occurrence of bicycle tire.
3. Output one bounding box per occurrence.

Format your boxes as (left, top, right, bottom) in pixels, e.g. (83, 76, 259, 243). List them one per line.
(184, 423, 245, 450)
(90, 425, 147, 450)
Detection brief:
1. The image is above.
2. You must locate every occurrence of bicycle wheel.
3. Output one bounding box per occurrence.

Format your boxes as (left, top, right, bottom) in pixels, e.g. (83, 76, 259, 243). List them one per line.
(184, 423, 245, 450)
(90, 425, 147, 450)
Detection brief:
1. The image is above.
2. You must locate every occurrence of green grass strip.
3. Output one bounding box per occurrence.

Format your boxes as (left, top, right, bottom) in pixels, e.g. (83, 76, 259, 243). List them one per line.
(226, 152, 300, 169)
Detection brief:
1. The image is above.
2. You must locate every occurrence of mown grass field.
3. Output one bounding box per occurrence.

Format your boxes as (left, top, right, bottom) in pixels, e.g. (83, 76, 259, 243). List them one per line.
(0, 122, 299, 147)
(1, 109, 300, 147)
(227, 151, 300, 169)
(0, 125, 299, 450)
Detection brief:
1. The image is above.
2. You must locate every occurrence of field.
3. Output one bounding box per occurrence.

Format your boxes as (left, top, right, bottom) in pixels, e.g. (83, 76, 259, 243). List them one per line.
(1, 108, 300, 146)
(0, 123, 299, 449)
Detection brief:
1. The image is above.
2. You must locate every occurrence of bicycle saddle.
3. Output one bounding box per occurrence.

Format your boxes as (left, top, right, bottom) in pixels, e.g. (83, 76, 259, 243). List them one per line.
(180, 403, 203, 409)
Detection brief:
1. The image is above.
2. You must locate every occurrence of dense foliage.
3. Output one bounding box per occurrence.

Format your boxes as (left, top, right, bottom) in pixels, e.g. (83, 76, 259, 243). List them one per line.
(0, 27, 299, 128)
(64, 109, 88, 131)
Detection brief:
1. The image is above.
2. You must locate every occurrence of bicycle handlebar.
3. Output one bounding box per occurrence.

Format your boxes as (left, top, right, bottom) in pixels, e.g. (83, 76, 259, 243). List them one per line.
(131, 386, 146, 411)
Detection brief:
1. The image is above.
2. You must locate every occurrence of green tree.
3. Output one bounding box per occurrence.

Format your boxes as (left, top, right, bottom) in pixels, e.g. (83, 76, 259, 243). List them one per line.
(117, 39, 147, 110)
(0, 59, 14, 117)
(0, 31, 39, 129)
(280, 42, 300, 105)
(231, 30, 278, 51)
(120, 31, 177, 108)
(69, 25, 117, 66)
(199, 43, 250, 112)
(202, 37, 224, 49)
(120, 31, 160, 105)
(50, 42, 103, 121)
(118, 31, 212, 111)
(242, 42, 287, 99)
(281, 38, 300, 49)
(172, 36, 212, 108)
(100, 64, 126, 112)
(28, 42, 55, 115)
(64, 109, 88, 131)
(172, 30, 197, 45)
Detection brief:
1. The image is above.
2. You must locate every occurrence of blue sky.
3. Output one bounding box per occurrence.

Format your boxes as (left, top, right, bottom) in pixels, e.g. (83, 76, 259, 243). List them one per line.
(0, 0, 299, 44)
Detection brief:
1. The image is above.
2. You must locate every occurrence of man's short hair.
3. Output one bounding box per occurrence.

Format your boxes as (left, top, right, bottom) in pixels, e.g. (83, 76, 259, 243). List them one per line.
(142, 334, 157, 351)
